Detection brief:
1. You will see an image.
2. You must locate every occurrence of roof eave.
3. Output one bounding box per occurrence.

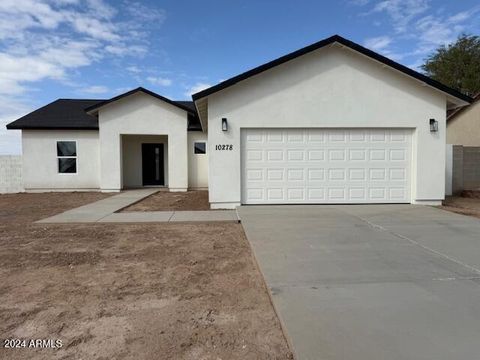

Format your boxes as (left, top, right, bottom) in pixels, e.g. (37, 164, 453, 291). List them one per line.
(86, 87, 196, 115)
(447, 93, 480, 121)
(192, 35, 473, 105)
(193, 97, 208, 132)
(6, 126, 99, 130)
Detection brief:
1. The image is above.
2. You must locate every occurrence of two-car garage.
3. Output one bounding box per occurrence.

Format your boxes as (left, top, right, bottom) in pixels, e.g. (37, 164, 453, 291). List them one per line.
(194, 35, 471, 209)
(241, 128, 412, 204)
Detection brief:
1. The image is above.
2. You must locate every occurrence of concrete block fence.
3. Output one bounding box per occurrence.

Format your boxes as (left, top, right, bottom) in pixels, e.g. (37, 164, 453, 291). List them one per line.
(0, 155, 24, 193)
(446, 145, 480, 196)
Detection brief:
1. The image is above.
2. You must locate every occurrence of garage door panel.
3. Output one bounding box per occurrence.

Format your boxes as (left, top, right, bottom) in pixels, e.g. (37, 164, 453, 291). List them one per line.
(242, 128, 412, 204)
(308, 149, 325, 161)
(349, 187, 366, 200)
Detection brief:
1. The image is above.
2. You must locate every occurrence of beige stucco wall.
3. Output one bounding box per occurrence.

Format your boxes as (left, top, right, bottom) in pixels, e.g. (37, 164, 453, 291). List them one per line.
(188, 131, 208, 189)
(22, 130, 100, 190)
(98, 92, 189, 191)
(447, 101, 480, 146)
(205, 46, 447, 208)
(121, 135, 168, 188)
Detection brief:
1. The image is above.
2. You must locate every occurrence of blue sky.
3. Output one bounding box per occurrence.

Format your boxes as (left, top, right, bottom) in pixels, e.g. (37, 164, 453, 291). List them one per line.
(1, 0, 479, 154)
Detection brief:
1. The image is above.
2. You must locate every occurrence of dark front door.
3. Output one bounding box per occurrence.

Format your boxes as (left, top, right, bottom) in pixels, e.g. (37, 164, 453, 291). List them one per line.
(142, 143, 165, 186)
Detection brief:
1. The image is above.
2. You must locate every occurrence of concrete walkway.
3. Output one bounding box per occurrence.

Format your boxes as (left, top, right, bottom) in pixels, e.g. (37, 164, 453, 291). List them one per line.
(238, 205, 480, 360)
(37, 189, 239, 223)
(98, 210, 239, 223)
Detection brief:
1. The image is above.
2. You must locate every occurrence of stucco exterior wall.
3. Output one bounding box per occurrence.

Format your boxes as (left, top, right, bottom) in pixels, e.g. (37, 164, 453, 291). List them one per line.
(98, 92, 189, 191)
(188, 131, 208, 189)
(22, 130, 100, 191)
(121, 135, 168, 188)
(206, 46, 447, 208)
(447, 101, 480, 146)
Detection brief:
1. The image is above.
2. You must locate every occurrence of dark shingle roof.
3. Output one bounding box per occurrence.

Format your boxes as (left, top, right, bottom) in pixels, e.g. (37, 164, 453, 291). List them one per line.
(6, 95, 202, 131)
(6, 99, 104, 130)
(175, 101, 196, 113)
(174, 100, 202, 130)
(192, 34, 473, 104)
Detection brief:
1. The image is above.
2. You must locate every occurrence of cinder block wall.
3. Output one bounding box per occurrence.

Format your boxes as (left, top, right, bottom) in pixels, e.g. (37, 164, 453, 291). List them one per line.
(449, 146, 480, 194)
(0, 155, 24, 193)
(463, 147, 480, 190)
(452, 145, 464, 195)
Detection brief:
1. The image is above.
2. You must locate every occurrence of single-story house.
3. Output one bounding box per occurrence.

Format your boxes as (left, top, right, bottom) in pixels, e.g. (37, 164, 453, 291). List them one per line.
(447, 93, 480, 146)
(7, 35, 473, 208)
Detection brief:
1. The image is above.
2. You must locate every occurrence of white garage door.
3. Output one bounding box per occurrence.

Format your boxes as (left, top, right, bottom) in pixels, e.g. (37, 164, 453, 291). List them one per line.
(241, 128, 412, 204)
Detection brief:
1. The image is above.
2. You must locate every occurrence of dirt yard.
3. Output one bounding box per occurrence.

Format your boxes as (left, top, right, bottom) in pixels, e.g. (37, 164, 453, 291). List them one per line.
(122, 190, 210, 211)
(0, 193, 292, 360)
(441, 195, 480, 219)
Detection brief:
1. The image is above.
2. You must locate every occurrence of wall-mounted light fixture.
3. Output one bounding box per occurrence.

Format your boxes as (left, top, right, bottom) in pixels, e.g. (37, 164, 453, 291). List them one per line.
(222, 117, 228, 132)
(429, 118, 438, 132)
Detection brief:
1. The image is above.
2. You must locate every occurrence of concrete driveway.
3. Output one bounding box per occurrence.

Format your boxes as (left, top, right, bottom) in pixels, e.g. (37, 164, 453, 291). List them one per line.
(238, 205, 480, 360)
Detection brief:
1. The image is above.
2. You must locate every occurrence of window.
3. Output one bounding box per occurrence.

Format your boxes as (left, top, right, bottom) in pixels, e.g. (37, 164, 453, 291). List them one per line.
(57, 141, 77, 173)
(194, 142, 206, 154)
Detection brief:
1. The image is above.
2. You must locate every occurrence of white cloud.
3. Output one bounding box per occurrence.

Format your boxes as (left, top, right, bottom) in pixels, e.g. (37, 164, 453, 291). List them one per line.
(126, 65, 142, 74)
(0, 0, 167, 154)
(448, 11, 471, 24)
(0, 0, 166, 95)
(363, 35, 404, 60)
(68, 15, 121, 42)
(105, 44, 147, 57)
(412, 6, 480, 56)
(0, 0, 65, 31)
(364, 36, 392, 51)
(0, 0, 152, 95)
(126, 1, 167, 24)
(184, 82, 212, 97)
(0, 53, 64, 94)
(85, 0, 116, 19)
(40, 40, 100, 68)
(147, 77, 172, 87)
(371, 0, 429, 33)
(80, 85, 109, 94)
(360, 2, 480, 65)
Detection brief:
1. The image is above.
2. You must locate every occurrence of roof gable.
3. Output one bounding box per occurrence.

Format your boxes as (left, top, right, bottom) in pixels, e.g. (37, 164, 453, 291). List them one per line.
(192, 35, 472, 104)
(86, 87, 195, 115)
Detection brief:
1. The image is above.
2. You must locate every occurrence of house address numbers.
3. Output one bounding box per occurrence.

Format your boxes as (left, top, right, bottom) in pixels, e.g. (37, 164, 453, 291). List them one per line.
(215, 144, 233, 151)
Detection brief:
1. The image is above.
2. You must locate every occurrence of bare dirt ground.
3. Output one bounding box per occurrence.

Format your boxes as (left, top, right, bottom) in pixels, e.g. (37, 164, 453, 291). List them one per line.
(122, 190, 210, 211)
(441, 195, 480, 219)
(0, 193, 292, 360)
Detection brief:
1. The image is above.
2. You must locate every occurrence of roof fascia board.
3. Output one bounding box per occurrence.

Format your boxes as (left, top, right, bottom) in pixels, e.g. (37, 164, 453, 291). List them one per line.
(6, 126, 99, 130)
(192, 35, 472, 104)
(86, 87, 195, 115)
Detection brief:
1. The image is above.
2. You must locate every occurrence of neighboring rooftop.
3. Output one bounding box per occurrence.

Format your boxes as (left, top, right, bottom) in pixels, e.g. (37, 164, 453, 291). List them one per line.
(447, 93, 480, 121)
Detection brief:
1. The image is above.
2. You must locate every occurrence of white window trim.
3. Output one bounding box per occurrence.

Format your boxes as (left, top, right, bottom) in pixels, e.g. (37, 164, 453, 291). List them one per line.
(193, 141, 207, 155)
(56, 140, 78, 175)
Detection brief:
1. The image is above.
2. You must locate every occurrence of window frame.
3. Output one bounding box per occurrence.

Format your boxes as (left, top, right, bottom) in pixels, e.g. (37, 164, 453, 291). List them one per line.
(193, 141, 207, 155)
(56, 140, 78, 175)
